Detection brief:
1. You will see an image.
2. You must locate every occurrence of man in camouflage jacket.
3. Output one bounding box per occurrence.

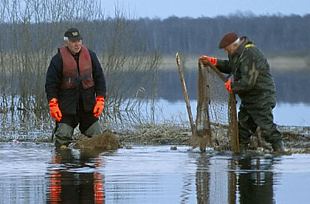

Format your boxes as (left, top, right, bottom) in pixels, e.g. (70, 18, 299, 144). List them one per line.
(200, 32, 284, 153)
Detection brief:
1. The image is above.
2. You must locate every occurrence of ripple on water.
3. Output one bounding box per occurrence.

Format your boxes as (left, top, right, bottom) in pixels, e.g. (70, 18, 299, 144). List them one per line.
(1, 144, 310, 203)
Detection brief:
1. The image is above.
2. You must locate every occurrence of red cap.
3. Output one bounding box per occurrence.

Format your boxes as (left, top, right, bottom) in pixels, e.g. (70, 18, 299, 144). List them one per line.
(219, 32, 238, 49)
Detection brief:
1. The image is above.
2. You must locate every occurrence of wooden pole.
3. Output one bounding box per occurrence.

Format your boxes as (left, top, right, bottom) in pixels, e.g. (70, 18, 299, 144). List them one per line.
(175, 53, 196, 135)
(228, 93, 240, 153)
(175, 53, 199, 148)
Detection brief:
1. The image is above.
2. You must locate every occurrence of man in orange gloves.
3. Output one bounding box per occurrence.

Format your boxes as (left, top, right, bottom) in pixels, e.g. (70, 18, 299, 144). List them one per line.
(45, 28, 106, 148)
(200, 32, 284, 153)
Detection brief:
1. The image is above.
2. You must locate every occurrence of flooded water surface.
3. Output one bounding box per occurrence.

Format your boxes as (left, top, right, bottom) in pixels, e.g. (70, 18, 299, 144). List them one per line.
(1, 142, 310, 203)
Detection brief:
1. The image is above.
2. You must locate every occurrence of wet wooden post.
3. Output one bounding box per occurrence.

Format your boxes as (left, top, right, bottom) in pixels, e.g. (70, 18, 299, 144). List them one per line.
(175, 53, 199, 149)
(228, 94, 240, 153)
(176, 53, 210, 152)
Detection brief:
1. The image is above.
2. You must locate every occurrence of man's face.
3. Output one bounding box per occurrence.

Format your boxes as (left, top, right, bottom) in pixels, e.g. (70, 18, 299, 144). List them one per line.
(224, 42, 239, 55)
(65, 39, 82, 54)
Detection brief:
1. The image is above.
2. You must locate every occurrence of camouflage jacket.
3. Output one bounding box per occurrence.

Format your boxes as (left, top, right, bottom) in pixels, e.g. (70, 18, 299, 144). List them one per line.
(217, 37, 277, 107)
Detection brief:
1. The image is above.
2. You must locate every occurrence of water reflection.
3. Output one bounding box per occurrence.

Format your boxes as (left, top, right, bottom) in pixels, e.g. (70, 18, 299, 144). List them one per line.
(234, 156, 275, 204)
(2, 144, 310, 203)
(155, 69, 310, 104)
(194, 153, 233, 204)
(101, 147, 279, 204)
(192, 153, 277, 204)
(195, 154, 211, 204)
(46, 149, 105, 203)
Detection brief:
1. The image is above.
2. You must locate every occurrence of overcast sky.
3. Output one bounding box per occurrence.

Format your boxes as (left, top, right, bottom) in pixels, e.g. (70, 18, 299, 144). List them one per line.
(100, 0, 310, 19)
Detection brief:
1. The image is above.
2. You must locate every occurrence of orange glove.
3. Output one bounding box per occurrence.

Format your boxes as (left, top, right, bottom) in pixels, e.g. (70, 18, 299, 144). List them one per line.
(49, 98, 62, 122)
(225, 79, 233, 93)
(93, 96, 105, 118)
(199, 55, 218, 66)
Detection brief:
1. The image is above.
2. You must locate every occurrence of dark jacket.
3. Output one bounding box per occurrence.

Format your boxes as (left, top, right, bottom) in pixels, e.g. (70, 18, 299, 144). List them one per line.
(45, 47, 106, 114)
(217, 37, 276, 107)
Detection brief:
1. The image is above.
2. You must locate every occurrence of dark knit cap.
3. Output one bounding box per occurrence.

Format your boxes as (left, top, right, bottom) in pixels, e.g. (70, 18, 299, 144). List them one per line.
(64, 28, 82, 41)
(218, 32, 238, 49)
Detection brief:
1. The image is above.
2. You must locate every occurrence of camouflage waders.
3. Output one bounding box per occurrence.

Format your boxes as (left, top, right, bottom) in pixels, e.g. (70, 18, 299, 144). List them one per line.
(55, 121, 102, 147)
(238, 103, 282, 147)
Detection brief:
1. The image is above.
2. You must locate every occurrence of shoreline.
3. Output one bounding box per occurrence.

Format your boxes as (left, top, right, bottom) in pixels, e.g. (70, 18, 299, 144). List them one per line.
(160, 55, 309, 71)
(1, 123, 310, 153)
(117, 124, 310, 154)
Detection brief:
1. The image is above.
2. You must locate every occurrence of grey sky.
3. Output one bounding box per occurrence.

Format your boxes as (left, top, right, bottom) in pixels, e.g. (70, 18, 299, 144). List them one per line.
(100, 0, 310, 18)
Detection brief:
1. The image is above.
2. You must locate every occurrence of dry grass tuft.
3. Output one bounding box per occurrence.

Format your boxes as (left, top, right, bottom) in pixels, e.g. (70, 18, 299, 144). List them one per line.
(75, 130, 120, 151)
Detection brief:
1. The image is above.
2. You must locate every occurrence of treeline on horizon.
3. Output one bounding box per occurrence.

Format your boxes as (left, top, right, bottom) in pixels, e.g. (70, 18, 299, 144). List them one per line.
(132, 14, 310, 56)
(0, 14, 310, 56)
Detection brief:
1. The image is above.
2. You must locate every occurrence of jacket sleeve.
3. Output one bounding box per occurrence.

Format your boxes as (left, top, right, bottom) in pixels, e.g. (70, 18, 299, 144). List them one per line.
(216, 59, 233, 74)
(90, 51, 106, 98)
(45, 53, 62, 101)
(231, 51, 259, 93)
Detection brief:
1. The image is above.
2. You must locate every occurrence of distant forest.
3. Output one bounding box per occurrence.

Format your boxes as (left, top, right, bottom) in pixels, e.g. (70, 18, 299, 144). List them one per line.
(0, 14, 310, 56)
(131, 15, 310, 56)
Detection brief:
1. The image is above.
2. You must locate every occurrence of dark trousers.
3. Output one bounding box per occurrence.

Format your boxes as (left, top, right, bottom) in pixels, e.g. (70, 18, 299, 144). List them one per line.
(60, 111, 98, 134)
(55, 100, 99, 146)
(238, 103, 282, 145)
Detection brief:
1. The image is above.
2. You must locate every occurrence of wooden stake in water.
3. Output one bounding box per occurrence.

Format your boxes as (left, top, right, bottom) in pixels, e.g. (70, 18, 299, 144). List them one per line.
(175, 53, 196, 135)
(228, 93, 240, 153)
(176, 52, 206, 151)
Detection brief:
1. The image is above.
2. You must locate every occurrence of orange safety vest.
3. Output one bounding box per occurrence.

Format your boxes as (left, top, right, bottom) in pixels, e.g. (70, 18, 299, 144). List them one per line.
(49, 156, 62, 203)
(48, 155, 105, 203)
(59, 46, 95, 89)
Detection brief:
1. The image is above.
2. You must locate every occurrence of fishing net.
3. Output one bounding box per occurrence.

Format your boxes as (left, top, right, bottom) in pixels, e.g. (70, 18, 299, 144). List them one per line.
(196, 63, 239, 151)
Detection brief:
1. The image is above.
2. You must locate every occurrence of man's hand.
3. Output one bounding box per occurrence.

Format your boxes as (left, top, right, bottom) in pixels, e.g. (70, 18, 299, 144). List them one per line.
(225, 79, 233, 93)
(199, 55, 218, 66)
(93, 96, 105, 118)
(49, 98, 62, 122)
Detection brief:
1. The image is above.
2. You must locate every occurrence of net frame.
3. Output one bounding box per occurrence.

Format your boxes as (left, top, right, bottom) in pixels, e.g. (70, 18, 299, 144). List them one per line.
(195, 63, 239, 152)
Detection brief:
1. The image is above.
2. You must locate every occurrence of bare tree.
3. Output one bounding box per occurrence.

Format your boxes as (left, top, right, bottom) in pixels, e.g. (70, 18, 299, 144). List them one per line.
(0, 0, 161, 135)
